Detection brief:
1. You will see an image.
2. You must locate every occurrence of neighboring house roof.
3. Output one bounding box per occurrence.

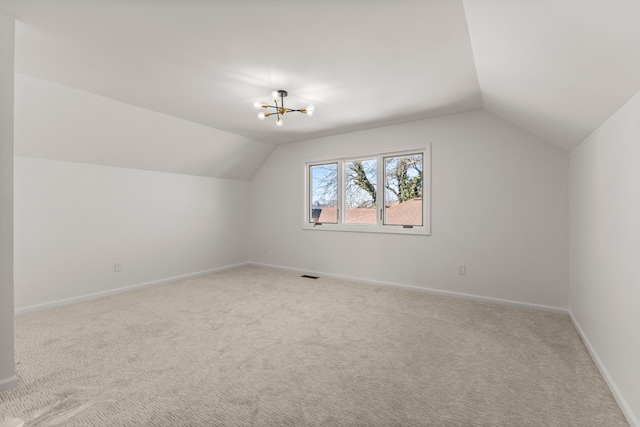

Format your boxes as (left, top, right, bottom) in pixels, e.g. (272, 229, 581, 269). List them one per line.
(314, 198, 422, 226)
(385, 198, 423, 226)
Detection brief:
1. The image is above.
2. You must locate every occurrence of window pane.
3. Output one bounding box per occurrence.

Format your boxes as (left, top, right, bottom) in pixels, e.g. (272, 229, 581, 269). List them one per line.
(383, 154, 423, 226)
(344, 159, 377, 224)
(310, 163, 338, 223)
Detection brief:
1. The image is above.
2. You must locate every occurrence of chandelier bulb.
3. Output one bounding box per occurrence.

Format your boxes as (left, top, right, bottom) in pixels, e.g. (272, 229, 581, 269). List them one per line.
(276, 117, 283, 127)
(271, 90, 279, 99)
(257, 112, 265, 120)
(306, 104, 315, 112)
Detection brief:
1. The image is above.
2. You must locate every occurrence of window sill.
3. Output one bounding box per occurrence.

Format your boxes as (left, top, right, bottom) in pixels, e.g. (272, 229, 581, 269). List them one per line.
(301, 223, 430, 236)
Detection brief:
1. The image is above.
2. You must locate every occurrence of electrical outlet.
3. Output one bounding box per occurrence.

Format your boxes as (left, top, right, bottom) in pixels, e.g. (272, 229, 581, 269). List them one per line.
(114, 262, 122, 272)
(457, 264, 466, 275)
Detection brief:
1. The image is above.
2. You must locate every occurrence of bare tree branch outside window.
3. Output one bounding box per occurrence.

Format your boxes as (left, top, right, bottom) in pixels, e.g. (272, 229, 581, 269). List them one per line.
(384, 154, 423, 205)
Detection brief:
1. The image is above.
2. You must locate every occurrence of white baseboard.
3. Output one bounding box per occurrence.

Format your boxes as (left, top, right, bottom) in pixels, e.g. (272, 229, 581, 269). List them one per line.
(0, 375, 18, 392)
(569, 311, 639, 427)
(14, 262, 250, 315)
(249, 262, 569, 314)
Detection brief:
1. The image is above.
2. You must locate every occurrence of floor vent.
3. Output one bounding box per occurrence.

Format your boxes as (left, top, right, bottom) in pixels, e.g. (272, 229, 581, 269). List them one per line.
(301, 274, 319, 279)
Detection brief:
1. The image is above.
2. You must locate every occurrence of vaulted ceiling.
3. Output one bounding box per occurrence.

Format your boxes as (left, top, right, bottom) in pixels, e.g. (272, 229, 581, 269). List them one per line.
(2, 0, 640, 152)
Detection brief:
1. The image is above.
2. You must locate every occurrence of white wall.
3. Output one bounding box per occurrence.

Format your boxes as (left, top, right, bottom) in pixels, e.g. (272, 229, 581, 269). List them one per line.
(250, 110, 569, 309)
(0, 14, 17, 391)
(569, 90, 640, 426)
(14, 157, 250, 312)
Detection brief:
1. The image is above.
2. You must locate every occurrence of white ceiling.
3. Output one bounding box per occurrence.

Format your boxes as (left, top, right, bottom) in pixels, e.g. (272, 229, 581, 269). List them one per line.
(465, 0, 640, 150)
(2, 0, 640, 151)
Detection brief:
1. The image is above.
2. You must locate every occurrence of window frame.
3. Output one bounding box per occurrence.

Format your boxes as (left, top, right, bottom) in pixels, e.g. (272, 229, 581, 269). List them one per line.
(302, 144, 431, 236)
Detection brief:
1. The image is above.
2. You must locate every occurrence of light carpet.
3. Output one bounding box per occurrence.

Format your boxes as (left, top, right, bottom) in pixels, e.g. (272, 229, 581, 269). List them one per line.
(0, 266, 628, 426)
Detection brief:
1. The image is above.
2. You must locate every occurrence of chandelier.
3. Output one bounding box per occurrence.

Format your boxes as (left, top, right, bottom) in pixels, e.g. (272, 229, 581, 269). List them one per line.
(254, 90, 314, 127)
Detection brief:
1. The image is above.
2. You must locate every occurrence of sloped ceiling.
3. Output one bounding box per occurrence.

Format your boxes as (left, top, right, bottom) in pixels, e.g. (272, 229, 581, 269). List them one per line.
(464, 0, 640, 151)
(1, 0, 640, 158)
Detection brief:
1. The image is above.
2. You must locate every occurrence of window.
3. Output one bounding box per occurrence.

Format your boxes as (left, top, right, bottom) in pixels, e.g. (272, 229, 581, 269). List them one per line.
(344, 159, 377, 224)
(303, 145, 430, 235)
(383, 154, 423, 226)
(310, 163, 338, 224)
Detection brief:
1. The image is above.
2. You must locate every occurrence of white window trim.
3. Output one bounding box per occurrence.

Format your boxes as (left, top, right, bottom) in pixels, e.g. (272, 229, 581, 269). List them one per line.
(302, 144, 431, 236)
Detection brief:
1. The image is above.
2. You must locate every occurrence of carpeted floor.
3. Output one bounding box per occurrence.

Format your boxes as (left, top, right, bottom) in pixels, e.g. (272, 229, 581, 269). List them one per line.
(0, 266, 628, 426)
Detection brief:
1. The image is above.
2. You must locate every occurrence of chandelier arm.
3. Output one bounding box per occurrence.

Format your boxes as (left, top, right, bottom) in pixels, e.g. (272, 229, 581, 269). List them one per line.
(260, 107, 303, 114)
